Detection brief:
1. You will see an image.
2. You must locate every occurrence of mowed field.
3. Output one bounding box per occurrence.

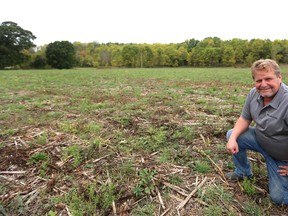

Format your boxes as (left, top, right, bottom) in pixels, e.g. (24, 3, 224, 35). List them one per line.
(1, 67, 288, 215)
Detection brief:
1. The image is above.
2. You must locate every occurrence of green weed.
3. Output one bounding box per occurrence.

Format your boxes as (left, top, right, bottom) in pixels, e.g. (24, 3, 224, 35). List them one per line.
(35, 132, 48, 145)
(194, 160, 211, 173)
(130, 200, 156, 216)
(0, 128, 19, 137)
(172, 125, 196, 142)
(119, 161, 135, 177)
(54, 181, 116, 215)
(85, 137, 105, 159)
(63, 144, 82, 167)
(242, 177, 256, 196)
(58, 121, 79, 134)
(47, 210, 57, 216)
(203, 205, 223, 216)
(28, 152, 49, 177)
(158, 148, 172, 162)
(199, 185, 236, 215)
(133, 169, 157, 197)
(28, 152, 48, 164)
(243, 201, 264, 215)
(174, 148, 194, 166)
(169, 174, 183, 185)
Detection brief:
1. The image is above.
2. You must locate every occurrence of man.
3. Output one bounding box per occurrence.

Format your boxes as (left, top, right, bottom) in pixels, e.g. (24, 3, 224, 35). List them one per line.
(226, 59, 288, 205)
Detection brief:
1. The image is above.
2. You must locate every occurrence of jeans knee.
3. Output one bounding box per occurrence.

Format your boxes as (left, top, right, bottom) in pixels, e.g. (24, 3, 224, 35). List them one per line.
(269, 188, 288, 205)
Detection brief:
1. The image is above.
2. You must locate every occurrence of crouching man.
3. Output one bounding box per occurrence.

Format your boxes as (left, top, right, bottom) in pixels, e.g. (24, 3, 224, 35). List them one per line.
(226, 59, 288, 205)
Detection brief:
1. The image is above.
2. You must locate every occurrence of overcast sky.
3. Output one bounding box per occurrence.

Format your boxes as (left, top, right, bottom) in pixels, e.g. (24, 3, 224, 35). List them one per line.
(2, 0, 287, 47)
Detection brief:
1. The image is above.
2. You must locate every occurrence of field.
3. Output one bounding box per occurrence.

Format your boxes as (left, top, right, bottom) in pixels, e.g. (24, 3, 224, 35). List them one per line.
(1, 67, 288, 216)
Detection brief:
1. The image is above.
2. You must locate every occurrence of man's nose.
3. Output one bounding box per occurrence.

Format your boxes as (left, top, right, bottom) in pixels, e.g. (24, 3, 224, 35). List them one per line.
(260, 80, 268, 86)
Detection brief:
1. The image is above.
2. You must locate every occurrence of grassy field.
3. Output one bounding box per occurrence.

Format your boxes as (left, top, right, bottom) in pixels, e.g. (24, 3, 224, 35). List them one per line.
(1, 67, 288, 215)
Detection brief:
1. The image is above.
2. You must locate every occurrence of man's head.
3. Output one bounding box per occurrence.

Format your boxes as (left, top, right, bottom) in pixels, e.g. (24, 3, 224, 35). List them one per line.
(251, 59, 282, 98)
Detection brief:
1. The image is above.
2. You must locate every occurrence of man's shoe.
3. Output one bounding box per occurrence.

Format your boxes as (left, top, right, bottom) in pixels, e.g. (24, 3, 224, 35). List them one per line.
(225, 172, 253, 182)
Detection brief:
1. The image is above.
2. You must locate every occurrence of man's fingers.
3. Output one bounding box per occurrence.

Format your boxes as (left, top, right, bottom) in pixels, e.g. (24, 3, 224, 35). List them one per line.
(278, 166, 288, 176)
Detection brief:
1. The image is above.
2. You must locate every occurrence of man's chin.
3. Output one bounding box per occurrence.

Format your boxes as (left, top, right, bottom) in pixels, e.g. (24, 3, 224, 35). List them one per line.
(260, 93, 275, 98)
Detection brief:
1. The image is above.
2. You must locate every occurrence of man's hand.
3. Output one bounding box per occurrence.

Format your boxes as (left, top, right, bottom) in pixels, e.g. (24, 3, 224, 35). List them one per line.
(277, 166, 288, 176)
(226, 139, 239, 154)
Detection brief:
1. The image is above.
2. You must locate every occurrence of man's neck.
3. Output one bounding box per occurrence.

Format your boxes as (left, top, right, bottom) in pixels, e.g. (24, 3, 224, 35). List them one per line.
(263, 96, 274, 106)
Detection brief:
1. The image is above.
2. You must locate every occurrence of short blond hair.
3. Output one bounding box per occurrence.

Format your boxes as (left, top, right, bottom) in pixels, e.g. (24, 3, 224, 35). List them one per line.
(251, 59, 281, 79)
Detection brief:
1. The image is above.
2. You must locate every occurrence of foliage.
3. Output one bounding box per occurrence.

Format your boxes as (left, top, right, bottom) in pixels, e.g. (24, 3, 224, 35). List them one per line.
(10, 35, 284, 69)
(0, 21, 36, 69)
(30, 55, 47, 68)
(3, 23, 288, 69)
(45, 40, 75, 69)
(69, 37, 288, 68)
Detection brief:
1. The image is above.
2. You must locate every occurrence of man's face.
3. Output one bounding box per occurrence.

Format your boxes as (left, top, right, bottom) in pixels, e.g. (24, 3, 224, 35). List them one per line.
(254, 68, 282, 98)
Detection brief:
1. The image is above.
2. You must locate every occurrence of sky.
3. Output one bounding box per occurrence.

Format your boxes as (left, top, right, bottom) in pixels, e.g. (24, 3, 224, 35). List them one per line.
(2, 0, 288, 47)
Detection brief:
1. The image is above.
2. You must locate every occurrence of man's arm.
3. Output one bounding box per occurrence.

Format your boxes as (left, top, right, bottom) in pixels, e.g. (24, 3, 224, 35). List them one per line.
(226, 116, 251, 154)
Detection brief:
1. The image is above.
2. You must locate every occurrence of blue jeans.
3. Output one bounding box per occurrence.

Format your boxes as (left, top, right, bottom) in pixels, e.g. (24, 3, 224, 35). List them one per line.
(227, 127, 288, 205)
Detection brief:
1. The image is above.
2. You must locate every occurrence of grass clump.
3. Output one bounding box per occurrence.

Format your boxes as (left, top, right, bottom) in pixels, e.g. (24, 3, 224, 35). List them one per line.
(199, 185, 236, 216)
(242, 177, 256, 196)
(53, 182, 117, 216)
(194, 160, 211, 173)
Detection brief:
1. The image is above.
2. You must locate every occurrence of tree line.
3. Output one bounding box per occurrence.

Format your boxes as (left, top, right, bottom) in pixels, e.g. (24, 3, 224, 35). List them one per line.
(1, 21, 288, 69)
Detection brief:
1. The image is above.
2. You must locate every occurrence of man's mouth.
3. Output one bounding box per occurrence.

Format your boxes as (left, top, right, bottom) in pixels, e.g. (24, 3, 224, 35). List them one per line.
(260, 87, 271, 91)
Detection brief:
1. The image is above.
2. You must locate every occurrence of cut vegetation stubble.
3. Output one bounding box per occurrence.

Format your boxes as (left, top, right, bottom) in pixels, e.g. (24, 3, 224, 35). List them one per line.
(1, 67, 288, 215)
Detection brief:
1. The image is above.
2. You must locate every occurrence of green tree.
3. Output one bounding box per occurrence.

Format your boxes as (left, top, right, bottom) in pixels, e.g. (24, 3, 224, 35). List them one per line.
(111, 44, 123, 67)
(138, 44, 154, 68)
(46, 41, 75, 69)
(246, 39, 272, 65)
(229, 38, 249, 65)
(30, 55, 47, 68)
(271, 40, 285, 63)
(182, 39, 199, 52)
(221, 45, 236, 66)
(121, 44, 140, 67)
(177, 46, 189, 66)
(198, 37, 221, 48)
(188, 46, 205, 67)
(0, 21, 36, 69)
(281, 40, 288, 64)
(30, 44, 48, 68)
(163, 44, 179, 67)
(202, 47, 221, 67)
(154, 45, 166, 67)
